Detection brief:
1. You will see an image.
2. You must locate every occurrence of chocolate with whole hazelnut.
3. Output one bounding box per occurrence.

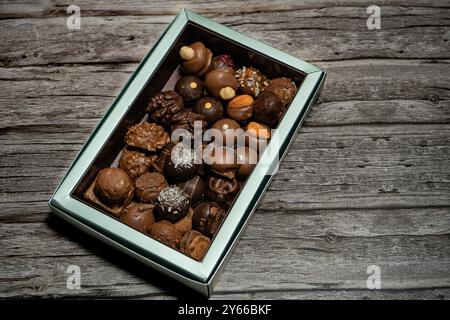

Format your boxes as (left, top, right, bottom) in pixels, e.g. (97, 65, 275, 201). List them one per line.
(194, 96, 223, 125)
(179, 42, 212, 76)
(204, 69, 238, 100)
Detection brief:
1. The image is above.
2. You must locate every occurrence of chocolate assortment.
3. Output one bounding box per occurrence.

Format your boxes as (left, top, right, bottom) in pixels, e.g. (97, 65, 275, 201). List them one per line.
(84, 41, 298, 261)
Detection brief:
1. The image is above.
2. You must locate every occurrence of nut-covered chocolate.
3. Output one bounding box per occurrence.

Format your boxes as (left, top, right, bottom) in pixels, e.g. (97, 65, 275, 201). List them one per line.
(177, 175, 205, 206)
(193, 97, 224, 125)
(211, 118, 241, 146)
(146, 91, 184, 125)
(206, 176, 240, 207)
(235, 66, 269, 97)
(125, 122, 169, 152)
(165, 145, 198, 182)
(180, 230, 211, 260)
(134, 172, 168, 203)
(207, 54, 235, 73)
(235, 147, 258, 176)
(156, 186, 191, 222)
(253, 91, 284, 127)
(265, 77, 297, 106)
(171, 111, 207, 136)
(175, 76, 204, 103)
(226, 94, 254, 123)
(193, 201, 226, 237)
(120, 202, 155, 233)
(179, 42, 212, 76)
(245, 121, 271, 152)
(119, 148, 156, 179)
(204, 69, 238, 100)
(148, 220, 182, 249)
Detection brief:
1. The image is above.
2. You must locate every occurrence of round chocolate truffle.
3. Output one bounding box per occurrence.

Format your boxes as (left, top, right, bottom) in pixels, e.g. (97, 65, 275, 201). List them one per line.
(180, 230, 211, 260)
(148, 220, 182, 249)
(226, 94, 254, 123)
(194, 97, 224, 125)
(165, 145, 198, 182)
(95, 167, 134, 204)
(193, 201, 226, 237)
(265, 77, 297, 106)
(211, 118, 242, 146)
(206, 54, 235, 73)
(235, 66, 269, 97)
(146, 91, 184, 125)
(235, 147, 258, 176)
(253, 91, 284, 127)
(179, 42, 212, 76)
(120, 202, 155, 233)
(177, 175, 205, 206)
(134, 172, 168, 203)
(175, 76, 204, 103)
(206, 176, 240, 207)
(119, 148, 156, 179)
(204, 69, 238, 100)
(156, 186, 191, 222)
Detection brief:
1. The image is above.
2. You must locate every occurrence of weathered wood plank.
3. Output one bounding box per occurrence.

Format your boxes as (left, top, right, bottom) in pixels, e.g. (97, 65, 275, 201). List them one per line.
(1, 219, 449, 298)
(0, 7, 448, 67)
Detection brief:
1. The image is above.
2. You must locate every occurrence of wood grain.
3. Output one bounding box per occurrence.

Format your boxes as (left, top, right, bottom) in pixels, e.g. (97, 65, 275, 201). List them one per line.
(0, 0, 449, 299)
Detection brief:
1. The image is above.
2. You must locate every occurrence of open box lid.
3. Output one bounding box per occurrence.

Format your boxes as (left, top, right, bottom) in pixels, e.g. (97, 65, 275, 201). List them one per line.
(49, 9, 326, 284)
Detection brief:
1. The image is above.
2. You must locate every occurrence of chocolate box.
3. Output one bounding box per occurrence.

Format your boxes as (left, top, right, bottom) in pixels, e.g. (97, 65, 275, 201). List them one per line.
(49, 9, 326, 297)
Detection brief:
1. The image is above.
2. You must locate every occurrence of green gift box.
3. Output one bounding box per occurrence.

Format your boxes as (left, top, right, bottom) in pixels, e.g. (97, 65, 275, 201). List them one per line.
(49, 9, 326, 297)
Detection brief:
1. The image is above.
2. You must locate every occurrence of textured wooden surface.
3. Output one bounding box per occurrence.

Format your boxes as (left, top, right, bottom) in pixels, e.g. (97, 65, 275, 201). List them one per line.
(1, 0, 449, 299)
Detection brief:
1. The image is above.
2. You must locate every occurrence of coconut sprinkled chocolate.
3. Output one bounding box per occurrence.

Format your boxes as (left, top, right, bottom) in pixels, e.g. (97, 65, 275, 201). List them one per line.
(155, 186, 191, 222)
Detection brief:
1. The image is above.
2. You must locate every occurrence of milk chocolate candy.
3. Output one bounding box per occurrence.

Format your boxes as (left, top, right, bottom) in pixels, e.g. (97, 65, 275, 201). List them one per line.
(193, 201, 226, 237)
(179, 42, 212, 76)
(180, 230, 211, 260)
(119, 148, 156, 179)
(204, 69, 238, 100)
(134, 172, 168, 203)
(148, 220, 182, 249)
(120, 202, 155, 233)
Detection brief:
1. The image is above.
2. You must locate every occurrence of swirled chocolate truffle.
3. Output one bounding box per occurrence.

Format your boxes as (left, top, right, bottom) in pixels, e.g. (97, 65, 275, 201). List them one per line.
(156, 186, 191, 222)
(206, 176, 240, 207)
(179, 42, 212, 76)
(177, 175, 205, 206)
(96, 167, 134, 204)
(165, 145, 198, 182)
(146, 91, 184, 125)
(148, 220, 182, 249)
(125, 122, 169, 152)
(175, 76, 204, 104)
(207, 54, 235, 73)
(204, 69, 238, 100)
(134, 172, 168, 203)
(211, 118, 241, 146)
(235, 66, 269, 97)
(120, 202, 155, 233)
(194, 97, 224, 125)
(119, 148, 156, 179)
(193, 201, 226, 237)
(180, 230, 211, 260)
(235, 146, 258, 176)
(265, 77, 297, 106)
(253, 91, 284, 127)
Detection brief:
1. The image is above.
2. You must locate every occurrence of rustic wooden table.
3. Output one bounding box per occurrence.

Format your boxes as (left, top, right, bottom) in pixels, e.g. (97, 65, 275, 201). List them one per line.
(1, 0, 449, 299)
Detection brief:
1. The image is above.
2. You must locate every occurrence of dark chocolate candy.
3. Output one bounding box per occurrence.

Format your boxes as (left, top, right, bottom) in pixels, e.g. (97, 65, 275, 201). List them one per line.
(165, 145, 198, 182)
(235, 146, 258, 176)
(175, 76, 204, 103)
(148, 220, 182, 249)
(146, 91, 184, 125)
(193, 97, 224, 125)
(211, 118, 241, 146)
(253, 91, 284, 127)
(206, 54, 235, 73)
(265, 77, 297, 106)
(192, 201, 226, 237)
(206, 175, 240, 207)
(155, 186, 191, 222)
(180, 230, 211, 260)
(120, 202, 155, 233)
(206, 146, 239, 180)
(235, 66, 269, 97)
(226, 94, 254, 123)
(177, 175, 205, 206)
(134, 172, 168, 203)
